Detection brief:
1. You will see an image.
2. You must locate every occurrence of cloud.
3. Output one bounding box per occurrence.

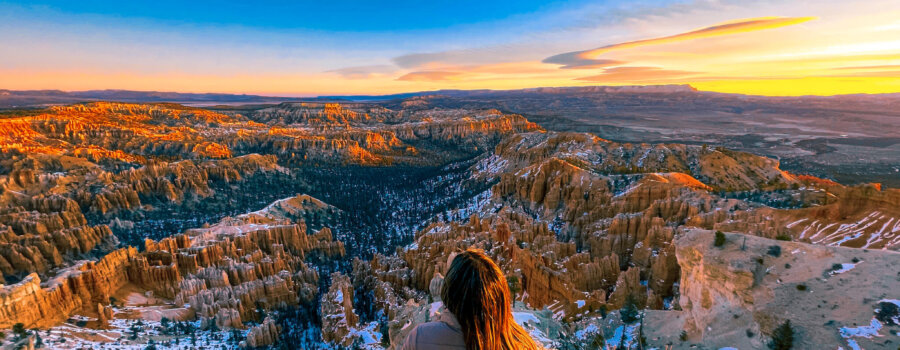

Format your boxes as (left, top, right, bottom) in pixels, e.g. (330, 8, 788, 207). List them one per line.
(546, 16, 815, 69)
(326, 65, 396, 79)
(827, 70, 900, 78)
(465, 61, 561, 75)
(826, 64, 900, 77)
(391, 43, 554, 69)
(392, 49, 509, 69)
(832, 64, 900, 71)
(576, 66, 697, 82)
(393, 52, 465, 69)
(396, 71, 465, 82)
(542, 52, 624, 69)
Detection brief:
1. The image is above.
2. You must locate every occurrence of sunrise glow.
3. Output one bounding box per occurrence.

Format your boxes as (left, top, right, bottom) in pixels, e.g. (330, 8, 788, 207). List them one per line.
(1, 0, 899, 96)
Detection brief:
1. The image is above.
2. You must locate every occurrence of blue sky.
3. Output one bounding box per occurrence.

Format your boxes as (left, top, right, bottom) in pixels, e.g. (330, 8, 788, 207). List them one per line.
(13, 0, 591, 32)
(1, 0, 898, 95)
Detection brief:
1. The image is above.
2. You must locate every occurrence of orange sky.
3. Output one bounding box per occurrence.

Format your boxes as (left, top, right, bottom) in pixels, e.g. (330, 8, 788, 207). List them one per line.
(1, 1, 899, 96)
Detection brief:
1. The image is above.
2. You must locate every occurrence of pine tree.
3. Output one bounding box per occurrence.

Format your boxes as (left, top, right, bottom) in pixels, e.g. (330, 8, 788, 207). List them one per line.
(616, 328, 627, 350)
(12, 323, 26, 339)
(129, 321, 141, 340)
(769, 320, 795, 350)
(507, 275, 521, 305)
(208, 316, 220, 332)
(638, 312, 647, 348)
(589, 331, 605, 349)
(620, 294, 640, 324)
(34, 332, 43, 348)
(160, 317, 170, 335)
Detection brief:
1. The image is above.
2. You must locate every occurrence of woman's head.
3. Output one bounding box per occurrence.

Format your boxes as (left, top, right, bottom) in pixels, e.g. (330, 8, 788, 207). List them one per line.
(441, 249, 541, 350)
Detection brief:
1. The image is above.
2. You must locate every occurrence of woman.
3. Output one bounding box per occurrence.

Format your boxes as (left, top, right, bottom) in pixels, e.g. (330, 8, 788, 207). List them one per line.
(402, 249, 542, 350)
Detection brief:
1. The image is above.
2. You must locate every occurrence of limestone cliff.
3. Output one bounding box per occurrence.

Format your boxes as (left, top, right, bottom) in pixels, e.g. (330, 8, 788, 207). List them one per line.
(675, 229, 900, 348)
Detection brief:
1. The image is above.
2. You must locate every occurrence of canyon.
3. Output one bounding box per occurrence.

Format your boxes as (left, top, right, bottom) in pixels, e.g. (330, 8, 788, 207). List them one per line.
(0, 98, 897, 349)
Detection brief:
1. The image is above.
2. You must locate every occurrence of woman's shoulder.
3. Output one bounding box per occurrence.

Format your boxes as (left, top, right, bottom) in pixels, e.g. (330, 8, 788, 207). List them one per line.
(404, 321, 466, 349)
(414, 321, 461, 335)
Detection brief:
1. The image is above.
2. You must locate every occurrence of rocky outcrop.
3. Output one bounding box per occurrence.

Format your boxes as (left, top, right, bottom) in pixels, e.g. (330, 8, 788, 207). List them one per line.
(97, 302, 113, 325)
(0, 194, 118, 279)
(0, 192, 343, 332)
(245, 316, 281, 348)
(362, 209, 612, 323)
(684, 182, 900, 250)
(162, 209, 341, 328)
(2, 101, 538, 170)
(388, 110, 541, 149)
(249, 102, 393, 127)
(491, 132, 795, 192)
(0, 247, 137, 328)
(321, 273, 360, 347)
(675, 229, 900, 349)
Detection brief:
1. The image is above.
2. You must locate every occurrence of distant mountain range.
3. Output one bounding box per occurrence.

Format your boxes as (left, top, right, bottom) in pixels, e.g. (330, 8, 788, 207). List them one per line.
(0, 89, 309, 108)
(4, 85, 900, 109)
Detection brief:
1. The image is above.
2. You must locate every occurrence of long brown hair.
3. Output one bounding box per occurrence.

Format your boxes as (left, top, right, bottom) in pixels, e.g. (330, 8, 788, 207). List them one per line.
(441, 249, 542, 350)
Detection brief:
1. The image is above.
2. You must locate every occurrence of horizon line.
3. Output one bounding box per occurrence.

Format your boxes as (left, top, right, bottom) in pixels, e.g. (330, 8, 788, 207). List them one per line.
(5, 84, 900, 100)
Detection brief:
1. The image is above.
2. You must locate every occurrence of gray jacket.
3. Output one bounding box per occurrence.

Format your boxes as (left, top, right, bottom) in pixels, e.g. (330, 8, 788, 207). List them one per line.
(402, 311, 466, 349)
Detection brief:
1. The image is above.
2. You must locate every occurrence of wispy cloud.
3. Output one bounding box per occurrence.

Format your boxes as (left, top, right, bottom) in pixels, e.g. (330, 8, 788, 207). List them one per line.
(541, 53, 622, 69)
(393, 52, 465, 69)
(545, 16, 815, 69)
(576, 66, 697, 82)
(327, 65, 396, 79)
(832, 64, 900, 71)
(396, 71, 465, 82)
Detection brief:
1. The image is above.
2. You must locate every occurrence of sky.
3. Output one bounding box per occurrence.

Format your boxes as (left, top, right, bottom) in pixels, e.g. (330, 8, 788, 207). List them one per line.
(0, 0, 899, 96)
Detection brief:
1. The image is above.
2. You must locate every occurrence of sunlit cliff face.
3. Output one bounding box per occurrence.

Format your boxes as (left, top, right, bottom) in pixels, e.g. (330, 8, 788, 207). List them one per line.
(0, 0, 898, 96)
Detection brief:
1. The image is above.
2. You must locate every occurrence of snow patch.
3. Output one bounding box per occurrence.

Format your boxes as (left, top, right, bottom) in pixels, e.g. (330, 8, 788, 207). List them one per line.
(839, 318, 883, 346)
(830, 262, 858, 275)
(513, 312, 541, 326)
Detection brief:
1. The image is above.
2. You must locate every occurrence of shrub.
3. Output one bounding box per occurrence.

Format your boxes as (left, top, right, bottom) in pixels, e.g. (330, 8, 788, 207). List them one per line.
(769, 320, 795, 350)
(679, 330, 688, 341)
(775, 234, 792, 241)
(876, 301, 899, 325)
(714, 231, 726, 247)
(767, 245, 782, 257)
(795, 284, 807, 291)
